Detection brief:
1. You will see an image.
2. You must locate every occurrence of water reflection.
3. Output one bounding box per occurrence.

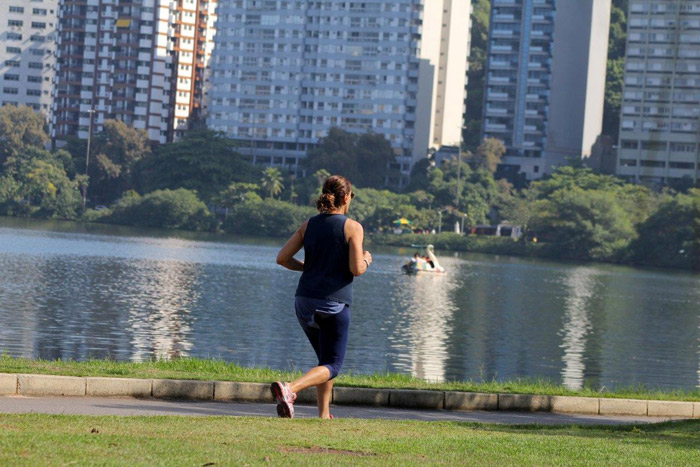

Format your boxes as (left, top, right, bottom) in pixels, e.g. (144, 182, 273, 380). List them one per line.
(558, 267, 597, 390)
(127, 259, 199, 360)
(390, 269, 459, 381)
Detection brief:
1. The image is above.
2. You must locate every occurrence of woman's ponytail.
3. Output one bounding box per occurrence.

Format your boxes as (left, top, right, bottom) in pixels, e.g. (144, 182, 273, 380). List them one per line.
(316, 175, 353, 213)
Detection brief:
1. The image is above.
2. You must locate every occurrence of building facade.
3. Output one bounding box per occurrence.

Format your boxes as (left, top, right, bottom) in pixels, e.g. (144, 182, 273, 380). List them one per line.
(483, 0, 610, 181)
(1, 0, 58, 116)
(207, 0, 470, 182)
(51, 0, 217, 145)
(617, 0, 700, 185)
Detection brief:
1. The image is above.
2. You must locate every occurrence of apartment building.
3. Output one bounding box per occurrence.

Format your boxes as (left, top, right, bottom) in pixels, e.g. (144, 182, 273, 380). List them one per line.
(617, 0, 700, 185)
(1, 0, 57, 116)
(51, 0, 217, 145)
(483, 0, 610, 180)
(207, 0, 470, 182)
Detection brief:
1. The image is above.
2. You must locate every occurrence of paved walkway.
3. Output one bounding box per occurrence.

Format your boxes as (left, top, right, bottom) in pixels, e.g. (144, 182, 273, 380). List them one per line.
(0, 396, 677, 425)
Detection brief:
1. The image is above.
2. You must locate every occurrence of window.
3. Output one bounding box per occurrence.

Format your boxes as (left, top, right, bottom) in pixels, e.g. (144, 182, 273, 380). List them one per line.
(7, 20, 23, 27)
(6, 33, 22, 40)
(669, 161, 694, 169)
(6, 47, 21, 54)
(640, 160, 665, 168)
(4, 60, 20, 67)
(30, 35, 45, 42)
(2, 87, 19, 95)
(28, 62, 42, 69)
(670, 142, 696, 152)
(26, 89, 41, 96)
(621, 140, 638, 149)
(31, 22, 46, 29)
(30, 49, 44, 56)
(32, 8, 47, 15)
(27, 75, 41, 82)
(619, 159, 637, 167)
(3, 74, 20, 81)
(9, 6, 24, 13)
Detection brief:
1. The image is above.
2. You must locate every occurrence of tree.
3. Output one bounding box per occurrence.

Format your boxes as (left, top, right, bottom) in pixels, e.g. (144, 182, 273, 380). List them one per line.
(215, 182, 261, 208)
(222, 198, 315, 237)
(468, 138, 506, 173)
(0, 147, 81, 218)
(602, 58, 625, 139)
(137, 129, 255, 202)
(602, 1, 628, 139)
(88, 119, 151, 203)
(0, 105, 48, 166)
(528, 188, 637, 261)
(631, 190, 700, 270)
(529, 166, 625, 199)
(304, 128, 395, 188)
(260, 167, 284, 199)
(463, 0, 491, 150)
(313, 169, 331, 186)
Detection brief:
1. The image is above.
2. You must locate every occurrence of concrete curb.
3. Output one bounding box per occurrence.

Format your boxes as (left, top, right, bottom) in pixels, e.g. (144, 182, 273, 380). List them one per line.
(1, 373, 697, 418)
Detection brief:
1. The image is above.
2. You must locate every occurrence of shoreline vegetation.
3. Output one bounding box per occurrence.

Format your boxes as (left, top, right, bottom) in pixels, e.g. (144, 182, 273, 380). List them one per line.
(1, 107, 699, 271)
(1, 356, 699, 402)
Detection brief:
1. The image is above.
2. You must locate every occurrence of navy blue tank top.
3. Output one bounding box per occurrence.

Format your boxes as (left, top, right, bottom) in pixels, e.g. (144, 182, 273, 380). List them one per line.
(295, 213, 354, 305)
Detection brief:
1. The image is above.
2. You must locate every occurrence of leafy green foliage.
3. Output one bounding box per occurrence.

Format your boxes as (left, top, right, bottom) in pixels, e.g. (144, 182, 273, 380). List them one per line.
(0, 146, 81, 218)
(467, 138, 506, 173)
(603, 0, 628, 139)
(222, 198, 315, 237)
(463, 0, 490, 150)
(100, 189, 216, 231)
(85, 119, 151, 203)
(259, 167, 284, 199)
(632, 190, 700, 269)
(528, 188, 637, 261)
(304, 127, 396, 188)
(137, 129, 254, 203)
(0, 105, 48, 166)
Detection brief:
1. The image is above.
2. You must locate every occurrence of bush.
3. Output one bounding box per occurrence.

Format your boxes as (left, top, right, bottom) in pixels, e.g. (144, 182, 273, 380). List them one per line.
(102, 188, 216, 231)
(369, 232, 546, 257)
(222, 198, 316, 237)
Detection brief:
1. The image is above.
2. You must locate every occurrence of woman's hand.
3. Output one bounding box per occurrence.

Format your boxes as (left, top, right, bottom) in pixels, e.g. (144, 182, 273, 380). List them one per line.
(363, 250, 373, 268)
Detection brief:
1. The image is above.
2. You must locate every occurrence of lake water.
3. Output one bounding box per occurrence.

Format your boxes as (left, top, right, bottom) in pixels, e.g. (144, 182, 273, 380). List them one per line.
(1, 216, 699, 390)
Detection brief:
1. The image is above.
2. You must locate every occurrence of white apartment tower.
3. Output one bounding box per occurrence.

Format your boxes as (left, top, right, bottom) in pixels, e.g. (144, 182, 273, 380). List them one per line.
(483, 0, 611, 180)
(1, 0, 58, 116)
(617, 0, 700, 185)
(51, 0, 218, 145)
(207, 0, 470, 181)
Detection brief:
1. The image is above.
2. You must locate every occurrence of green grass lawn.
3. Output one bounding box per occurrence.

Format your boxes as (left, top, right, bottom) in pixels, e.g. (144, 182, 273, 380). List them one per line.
(0, 414, 698, 465)
(2, 356, 700, 402)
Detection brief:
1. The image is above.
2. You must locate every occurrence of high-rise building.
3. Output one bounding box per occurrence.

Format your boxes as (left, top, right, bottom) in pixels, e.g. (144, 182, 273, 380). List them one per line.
(207, 0, 470, 183)
(483, 0, 610, 181)
(1, 0, 58, 116)
(51, 0, 217, 145)
(617, 0, 700, 186)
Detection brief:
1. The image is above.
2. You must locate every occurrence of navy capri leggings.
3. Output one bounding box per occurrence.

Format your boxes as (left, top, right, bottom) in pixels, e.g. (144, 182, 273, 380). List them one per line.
(294, 296, 350, 380)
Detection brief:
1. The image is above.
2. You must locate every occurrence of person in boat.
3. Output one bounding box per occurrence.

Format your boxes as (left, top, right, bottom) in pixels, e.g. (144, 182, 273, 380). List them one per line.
(273, 174, 372, 419)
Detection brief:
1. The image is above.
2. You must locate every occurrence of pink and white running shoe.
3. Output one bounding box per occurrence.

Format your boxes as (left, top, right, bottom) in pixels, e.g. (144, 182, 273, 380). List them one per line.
(270, 381, 297, 418)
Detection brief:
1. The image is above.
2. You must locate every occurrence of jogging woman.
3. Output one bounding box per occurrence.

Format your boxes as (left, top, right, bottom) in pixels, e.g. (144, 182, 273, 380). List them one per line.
(272, 175, 372, 419)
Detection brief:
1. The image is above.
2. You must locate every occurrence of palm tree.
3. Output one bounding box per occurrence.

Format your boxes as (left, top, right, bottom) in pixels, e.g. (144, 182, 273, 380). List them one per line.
(313, 169, 331, 187)
(260, 167, 284, 199)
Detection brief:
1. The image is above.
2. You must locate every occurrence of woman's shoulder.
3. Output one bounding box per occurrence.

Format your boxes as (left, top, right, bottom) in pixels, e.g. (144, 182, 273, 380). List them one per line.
(343, 217, 363, 233)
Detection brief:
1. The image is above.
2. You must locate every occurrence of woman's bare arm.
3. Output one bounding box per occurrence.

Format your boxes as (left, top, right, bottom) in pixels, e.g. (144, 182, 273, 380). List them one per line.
(276, 221, 307, 271)
(345, 219, 372, 276)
